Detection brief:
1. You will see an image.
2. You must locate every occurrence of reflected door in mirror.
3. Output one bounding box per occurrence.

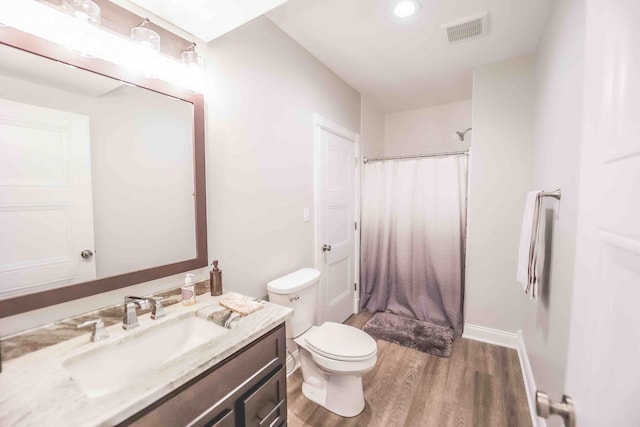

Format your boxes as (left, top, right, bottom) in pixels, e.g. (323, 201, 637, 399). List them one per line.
(0, 99, 96, 297)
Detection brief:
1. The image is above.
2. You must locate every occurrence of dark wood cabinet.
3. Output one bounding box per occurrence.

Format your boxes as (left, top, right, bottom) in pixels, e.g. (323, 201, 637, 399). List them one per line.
(239, 366, 286, 427)
(120, 323, 286, 427)
(204, 408, 234, 427)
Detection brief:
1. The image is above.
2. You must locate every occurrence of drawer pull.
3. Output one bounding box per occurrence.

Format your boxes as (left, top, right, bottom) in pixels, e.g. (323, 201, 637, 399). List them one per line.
(257, 400, 284, 426)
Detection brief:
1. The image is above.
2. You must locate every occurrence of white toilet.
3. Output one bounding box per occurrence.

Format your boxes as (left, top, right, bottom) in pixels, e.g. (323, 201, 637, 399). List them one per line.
(267, 268, 377, 417)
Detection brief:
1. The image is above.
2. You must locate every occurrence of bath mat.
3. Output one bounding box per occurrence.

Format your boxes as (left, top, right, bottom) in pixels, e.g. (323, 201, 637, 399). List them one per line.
(363, 312, 454, 358)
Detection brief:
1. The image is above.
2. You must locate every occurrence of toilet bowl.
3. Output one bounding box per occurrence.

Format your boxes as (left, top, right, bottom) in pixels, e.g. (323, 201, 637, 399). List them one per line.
(267, 268, 377, 417)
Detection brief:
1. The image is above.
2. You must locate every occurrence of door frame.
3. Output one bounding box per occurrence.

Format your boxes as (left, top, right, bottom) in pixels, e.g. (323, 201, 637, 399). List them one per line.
(313, 114, 361, 322)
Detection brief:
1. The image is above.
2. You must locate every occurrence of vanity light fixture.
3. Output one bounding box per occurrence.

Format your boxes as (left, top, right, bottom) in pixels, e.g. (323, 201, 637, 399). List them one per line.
(181, 42, 202, 67)
(62, 0, 101, 25)
(392, 0, 421, 18)
(0, 1, 204, 92)
(130, 18, 161, 51)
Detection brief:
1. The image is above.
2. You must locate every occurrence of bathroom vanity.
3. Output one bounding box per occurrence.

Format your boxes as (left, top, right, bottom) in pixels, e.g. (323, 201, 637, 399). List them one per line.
(122, 324, 287, 427)
(0, 294, 292, 427)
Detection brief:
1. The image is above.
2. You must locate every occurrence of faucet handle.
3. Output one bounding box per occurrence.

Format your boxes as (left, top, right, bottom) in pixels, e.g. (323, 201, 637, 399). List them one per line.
(149, 297, 167, 320)
(77, 318, 109, 342)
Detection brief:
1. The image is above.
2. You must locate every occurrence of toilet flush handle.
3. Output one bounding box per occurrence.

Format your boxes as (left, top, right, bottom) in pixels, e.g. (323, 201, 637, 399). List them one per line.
(290, 295, 300, 302)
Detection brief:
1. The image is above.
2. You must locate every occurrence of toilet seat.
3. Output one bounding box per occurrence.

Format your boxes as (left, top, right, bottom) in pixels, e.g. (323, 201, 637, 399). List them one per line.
(305, 322, 377, 361)
(306, 346, 377, 375)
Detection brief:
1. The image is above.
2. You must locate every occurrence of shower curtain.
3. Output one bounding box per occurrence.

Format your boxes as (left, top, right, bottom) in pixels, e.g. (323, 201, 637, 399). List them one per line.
(360, 154, 468, 336)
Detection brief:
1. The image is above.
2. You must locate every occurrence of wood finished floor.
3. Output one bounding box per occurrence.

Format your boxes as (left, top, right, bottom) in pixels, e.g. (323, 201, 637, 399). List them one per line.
(287, 311, 532, 427)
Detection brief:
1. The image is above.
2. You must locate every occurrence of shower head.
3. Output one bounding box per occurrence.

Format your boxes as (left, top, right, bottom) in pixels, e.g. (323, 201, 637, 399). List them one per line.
(456, 128, 472, 142)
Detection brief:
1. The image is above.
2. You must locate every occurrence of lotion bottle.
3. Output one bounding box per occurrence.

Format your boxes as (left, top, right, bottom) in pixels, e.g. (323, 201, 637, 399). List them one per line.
(182, 273, 196, 305)
(210, 260, 223, 296)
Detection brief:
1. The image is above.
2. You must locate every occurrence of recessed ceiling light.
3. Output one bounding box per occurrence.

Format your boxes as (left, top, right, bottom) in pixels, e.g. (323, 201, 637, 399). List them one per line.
(393, 0, 420, 18)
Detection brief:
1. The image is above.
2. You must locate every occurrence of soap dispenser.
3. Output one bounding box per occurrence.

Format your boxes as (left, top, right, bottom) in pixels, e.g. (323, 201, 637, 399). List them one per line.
(210, 260, 223, 296)
(182, 273, 196, 306)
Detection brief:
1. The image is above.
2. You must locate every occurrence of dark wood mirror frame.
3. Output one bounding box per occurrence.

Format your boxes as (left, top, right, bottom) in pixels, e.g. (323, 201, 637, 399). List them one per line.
(0, 25, 207, 318)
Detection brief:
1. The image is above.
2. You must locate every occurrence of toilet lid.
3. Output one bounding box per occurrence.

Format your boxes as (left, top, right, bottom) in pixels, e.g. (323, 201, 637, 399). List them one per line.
(305, 322, 377, 361)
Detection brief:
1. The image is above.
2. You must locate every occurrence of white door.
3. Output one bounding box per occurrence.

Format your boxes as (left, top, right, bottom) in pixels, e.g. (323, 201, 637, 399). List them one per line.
(314, 115, 360, 324)
(0, 99, 96, 297)
(563, 0, 640, 425)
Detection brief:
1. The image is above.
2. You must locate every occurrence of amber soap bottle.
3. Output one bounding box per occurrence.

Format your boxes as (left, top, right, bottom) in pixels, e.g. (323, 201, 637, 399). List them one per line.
(210, 260, 223, 296)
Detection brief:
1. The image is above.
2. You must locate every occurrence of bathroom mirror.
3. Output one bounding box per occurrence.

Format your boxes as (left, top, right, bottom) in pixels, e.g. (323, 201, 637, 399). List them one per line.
(0, 28, 207, 317)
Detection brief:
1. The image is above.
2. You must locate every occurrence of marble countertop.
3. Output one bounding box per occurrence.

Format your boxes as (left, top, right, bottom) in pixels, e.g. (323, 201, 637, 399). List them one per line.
(0, 293, 292, 427)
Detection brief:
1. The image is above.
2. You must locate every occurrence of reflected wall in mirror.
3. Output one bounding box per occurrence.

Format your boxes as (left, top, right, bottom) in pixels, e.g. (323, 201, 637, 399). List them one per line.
(0, 28, 206, 316)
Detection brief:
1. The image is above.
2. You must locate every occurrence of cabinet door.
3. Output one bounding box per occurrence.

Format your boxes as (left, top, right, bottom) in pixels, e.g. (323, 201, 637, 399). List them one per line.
(239, 367, 286, 427)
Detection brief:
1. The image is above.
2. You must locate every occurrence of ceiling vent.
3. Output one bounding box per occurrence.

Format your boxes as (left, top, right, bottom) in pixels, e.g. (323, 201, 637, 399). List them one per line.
(443, 13, 489, 43)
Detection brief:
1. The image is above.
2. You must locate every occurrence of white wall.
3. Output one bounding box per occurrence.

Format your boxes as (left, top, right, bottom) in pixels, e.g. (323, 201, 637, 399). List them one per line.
(360, 96, 385, 158)
(203, 16, 361, 298)
(464, 55, 535, 331)
(465, 3, 584, 420)
(384, 100, 472, 157)
(522, 0, 584, 422)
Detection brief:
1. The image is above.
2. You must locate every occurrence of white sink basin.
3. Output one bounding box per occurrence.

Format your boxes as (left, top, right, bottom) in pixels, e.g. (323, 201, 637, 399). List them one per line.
(63, 315, 228, 397)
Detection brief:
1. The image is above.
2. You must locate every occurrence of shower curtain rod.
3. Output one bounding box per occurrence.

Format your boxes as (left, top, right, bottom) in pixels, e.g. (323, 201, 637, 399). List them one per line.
(363, 149, 469, 163)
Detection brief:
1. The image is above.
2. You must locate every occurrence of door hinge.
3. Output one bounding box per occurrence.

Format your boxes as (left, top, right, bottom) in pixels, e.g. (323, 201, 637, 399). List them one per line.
(354, 222, 358, 230)
(354, 283, 357, 291)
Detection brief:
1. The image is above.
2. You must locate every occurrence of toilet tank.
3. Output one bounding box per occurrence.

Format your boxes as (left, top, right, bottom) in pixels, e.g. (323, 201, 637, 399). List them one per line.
(266, 268, 321, 338)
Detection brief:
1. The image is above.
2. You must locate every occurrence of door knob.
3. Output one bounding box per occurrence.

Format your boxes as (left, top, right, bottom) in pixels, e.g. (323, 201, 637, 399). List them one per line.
(322, 244, 332, 252)
(81, 250, 94, 259)
(536, 391, 575, 427)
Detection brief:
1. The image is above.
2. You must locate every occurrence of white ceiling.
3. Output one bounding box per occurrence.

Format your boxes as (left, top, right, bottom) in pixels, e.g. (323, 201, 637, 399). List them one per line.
(268, 0, 551, 112)
(127, 0, 288, 42)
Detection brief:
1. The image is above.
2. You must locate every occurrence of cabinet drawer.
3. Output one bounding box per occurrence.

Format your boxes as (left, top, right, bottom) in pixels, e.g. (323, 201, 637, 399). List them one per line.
(240, 367, 286, 427)
(205, 408, 234, 427)
(123, 324, 285, 427)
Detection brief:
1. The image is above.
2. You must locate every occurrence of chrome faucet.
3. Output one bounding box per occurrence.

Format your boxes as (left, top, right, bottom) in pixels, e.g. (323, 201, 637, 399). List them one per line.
(149, 297, 167, 320)
(122, 296, 151, 330)
(77, 318, 109, 342)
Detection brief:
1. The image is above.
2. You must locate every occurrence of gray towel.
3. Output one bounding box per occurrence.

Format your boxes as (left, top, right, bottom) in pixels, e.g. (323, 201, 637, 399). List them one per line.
(517, 191, 545, 299)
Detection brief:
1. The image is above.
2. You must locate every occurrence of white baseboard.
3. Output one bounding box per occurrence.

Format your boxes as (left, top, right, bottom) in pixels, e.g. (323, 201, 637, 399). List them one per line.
(462, 323, 520, 348)
(463, 324, 545, 427)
